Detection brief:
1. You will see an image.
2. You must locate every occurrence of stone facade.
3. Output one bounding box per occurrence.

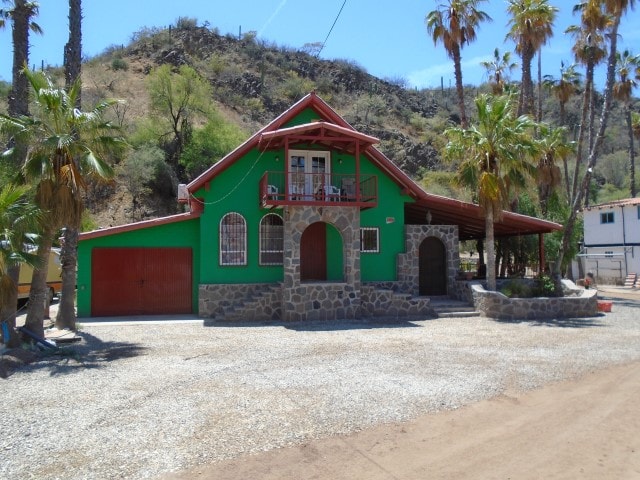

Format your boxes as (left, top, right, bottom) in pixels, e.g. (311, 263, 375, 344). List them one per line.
(282, 205, 360, 321)
(397, 225, 459, 296)
(470, 283, 599, 320)
(198, 216, 458, 321)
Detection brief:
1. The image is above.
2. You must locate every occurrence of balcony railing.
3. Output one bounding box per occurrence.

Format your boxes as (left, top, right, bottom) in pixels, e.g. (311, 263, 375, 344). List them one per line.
(260, 171, 377, 208)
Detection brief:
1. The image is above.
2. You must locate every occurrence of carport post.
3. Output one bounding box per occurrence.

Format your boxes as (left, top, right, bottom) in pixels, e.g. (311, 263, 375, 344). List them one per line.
(539, 233, 545, 275)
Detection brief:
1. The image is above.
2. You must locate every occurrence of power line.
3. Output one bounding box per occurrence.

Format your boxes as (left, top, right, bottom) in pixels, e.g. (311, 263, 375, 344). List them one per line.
(316, 0, 347, 58)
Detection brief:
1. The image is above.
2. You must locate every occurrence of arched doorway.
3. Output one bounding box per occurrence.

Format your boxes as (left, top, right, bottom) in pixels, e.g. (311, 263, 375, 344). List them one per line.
(419, 237, 447, 295)
(300, 222, 343, 282)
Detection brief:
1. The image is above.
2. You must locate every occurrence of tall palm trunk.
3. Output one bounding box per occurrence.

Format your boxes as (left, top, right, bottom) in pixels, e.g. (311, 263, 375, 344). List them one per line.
(57, 0, 83, 331)
(56, 226, 78, 329)
(25, 225, 55, 339)
(519, 47, 535, 116)
(1, 268, 21, 347)
(5, 0, 33, 339)
(8, 0, 30, 121)
(625, 105, 636, 197)
(452, 44, 468, 128)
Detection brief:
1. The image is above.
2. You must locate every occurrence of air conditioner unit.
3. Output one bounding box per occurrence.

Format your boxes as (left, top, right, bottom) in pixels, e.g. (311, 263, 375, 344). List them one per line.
(177, 183, 189, 201)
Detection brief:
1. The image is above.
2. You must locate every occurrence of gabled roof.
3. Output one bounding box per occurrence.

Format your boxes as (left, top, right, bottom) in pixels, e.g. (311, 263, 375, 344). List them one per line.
(187, 92, 561, 239)
(186, 92, 421, 197)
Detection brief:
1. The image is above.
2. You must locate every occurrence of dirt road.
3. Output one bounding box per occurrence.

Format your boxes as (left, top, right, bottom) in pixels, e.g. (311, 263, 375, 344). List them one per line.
(165, 361, 640, 480)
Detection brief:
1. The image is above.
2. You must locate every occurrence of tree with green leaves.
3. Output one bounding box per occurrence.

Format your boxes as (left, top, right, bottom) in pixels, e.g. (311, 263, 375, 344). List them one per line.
(506, 0, 557, 117)
(426, 0, 492, 128)
(612, 49, 640, 197)
(444, 94, 538, 291)
(481, 48, 518, 94)
(147, 64, 212, 176)
(0, 184, 41, 347)
(0, 69, 124, 337)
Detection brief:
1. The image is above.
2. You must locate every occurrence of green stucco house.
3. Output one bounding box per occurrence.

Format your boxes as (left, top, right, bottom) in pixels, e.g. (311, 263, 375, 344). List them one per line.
(77, 93, 560, 320)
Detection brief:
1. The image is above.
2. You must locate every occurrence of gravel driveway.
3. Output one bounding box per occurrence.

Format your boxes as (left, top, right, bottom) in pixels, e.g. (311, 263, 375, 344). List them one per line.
(2, 295, 640, 480)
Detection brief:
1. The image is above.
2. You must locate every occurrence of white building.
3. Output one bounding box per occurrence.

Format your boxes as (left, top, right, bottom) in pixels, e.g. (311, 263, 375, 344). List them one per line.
(581, 198, 640, 284)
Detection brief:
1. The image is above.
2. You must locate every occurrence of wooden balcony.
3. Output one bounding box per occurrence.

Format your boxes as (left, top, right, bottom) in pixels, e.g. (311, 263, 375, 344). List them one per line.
(260, 171, 377, 208)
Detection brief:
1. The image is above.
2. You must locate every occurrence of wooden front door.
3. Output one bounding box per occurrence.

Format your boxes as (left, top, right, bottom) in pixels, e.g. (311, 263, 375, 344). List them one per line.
(301, 222, 327, 281)
(419, 237, 447, 295)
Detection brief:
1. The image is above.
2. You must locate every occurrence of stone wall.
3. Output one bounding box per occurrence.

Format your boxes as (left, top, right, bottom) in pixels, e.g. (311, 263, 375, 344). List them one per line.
(199, 283, 278, 318)
(282, 205, 360, 321)
(397, 225, 459, 296)
(470, 283, 599, 320)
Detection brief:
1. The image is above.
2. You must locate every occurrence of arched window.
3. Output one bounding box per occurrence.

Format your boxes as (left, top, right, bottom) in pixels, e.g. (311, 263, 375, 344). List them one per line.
(220, 212, 247, 265)
(259, 213, 284, 265)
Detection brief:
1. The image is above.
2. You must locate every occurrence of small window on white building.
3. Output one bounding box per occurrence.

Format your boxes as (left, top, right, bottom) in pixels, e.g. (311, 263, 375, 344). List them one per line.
(600, 212, 614, 224)
(360, 227, 379, 253)
(605, 250, 614, 258)
(637, 205, 640, 219)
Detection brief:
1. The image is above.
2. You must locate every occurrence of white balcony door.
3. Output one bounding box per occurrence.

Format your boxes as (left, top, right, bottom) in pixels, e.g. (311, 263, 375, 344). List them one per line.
(289, 150, 330, 199)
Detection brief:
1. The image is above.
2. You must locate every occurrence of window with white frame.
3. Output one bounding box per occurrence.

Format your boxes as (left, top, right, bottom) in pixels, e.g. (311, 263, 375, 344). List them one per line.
(220, 212, 247, 265)
(600, 211, 614, 224)
(360, 227, 379, 253)
(259, 213, 284, 265)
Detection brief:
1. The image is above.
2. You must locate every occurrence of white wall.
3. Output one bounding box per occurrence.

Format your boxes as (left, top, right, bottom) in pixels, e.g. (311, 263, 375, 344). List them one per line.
(582, 202, 640, 283)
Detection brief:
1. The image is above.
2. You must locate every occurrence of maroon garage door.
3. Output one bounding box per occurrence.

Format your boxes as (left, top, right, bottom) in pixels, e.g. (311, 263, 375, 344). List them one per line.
(91, 247, 192, 316)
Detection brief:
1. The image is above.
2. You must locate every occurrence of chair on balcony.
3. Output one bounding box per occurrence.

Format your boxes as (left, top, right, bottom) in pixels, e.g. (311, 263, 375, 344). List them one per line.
(341, 178, 356, 201)
(324, 185, 341, 201)
(267, 184, 278, 200)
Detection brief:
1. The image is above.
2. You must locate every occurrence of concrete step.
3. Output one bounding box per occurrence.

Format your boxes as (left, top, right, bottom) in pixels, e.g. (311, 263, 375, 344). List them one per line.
(429, 297, 479, 318)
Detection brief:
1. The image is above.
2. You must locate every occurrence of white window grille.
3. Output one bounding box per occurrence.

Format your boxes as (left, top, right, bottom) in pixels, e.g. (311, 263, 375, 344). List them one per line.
(259, 214, 284, 265)
(360, 227, 379, 253)
(220, 212, 247, 265)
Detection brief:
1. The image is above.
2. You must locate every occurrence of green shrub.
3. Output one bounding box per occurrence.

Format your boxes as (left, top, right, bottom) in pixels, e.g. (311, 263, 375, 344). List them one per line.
(500, 280, 530, 298)
(533, 274, 557, 297)
(111, 57, 128, 71)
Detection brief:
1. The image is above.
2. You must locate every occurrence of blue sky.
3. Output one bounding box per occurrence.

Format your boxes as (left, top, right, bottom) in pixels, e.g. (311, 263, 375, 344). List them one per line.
(1, 0, 640, 90)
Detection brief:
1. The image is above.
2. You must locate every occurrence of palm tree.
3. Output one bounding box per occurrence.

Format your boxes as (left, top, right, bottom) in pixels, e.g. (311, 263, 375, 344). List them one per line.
(535, 123, 575, 215)
(553, 0, 636, 283)
(543, 62, 582, 198)
(0, 184, 40, 347)
(426, 0, 492, 128)
(0, 0, 41, 326)
(566, 0, 610, 201)
(0, 69, 123, 338)
(543, 62, 582, 127)
(444, 94, 538, 291)
(0, 1, 42, 119)
(613, 49, 640, 197)
(57, 0, 83, 329)
(506, 0, 558, 117)
(481, 48, 518, 94)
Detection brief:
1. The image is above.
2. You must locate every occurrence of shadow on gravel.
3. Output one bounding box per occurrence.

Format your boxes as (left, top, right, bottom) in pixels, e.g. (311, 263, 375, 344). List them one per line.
(596, 297, 640, 308)
(25, 331, 148, 377)
(204, 319, 424, 331)
(494, 316, 607, 328)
